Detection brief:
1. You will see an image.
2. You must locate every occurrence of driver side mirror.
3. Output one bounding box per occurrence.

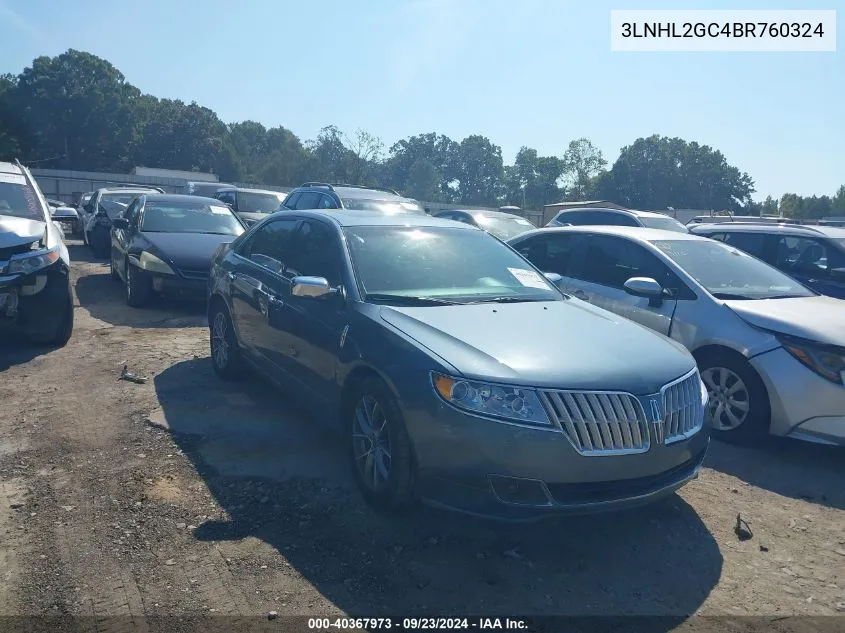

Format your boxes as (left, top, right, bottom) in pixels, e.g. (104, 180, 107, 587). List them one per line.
(543, 272, 563, 285)
(291, 276, 338, 299)
(624, 277, 664, 307)
(113, 218, 129, 230)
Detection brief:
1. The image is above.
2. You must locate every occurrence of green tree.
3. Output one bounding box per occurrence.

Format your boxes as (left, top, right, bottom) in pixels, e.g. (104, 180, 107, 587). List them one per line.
(760, 195, 778, 215)
(15, 50, 141, 170)
(596, 135, 754, 211)
(384, 133, 458, 200)
(561, 138, 607, 200)
(778, 193, 803, 218)
(503, 147, 564, 209)
(831, 185, 845, 215)
(450, 135, 504, 206)
(0, 74, 24, 159)
(306, 125, 354, 183)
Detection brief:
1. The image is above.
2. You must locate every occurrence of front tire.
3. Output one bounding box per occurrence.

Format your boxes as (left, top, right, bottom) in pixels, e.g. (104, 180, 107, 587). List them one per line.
(125, 263, 152, 308)
(347, 377, 416, 513)
(209, 303, 243, 380)
(698, 350, 770, 444)
(29, 292, 73, 347)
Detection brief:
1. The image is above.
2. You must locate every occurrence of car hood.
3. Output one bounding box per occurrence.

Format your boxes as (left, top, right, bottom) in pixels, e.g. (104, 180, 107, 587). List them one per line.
(144, 232, 240, 269)
(0, 215, 45, 248)
(724, 297, 845, 346)
(379, 300, 696, 395)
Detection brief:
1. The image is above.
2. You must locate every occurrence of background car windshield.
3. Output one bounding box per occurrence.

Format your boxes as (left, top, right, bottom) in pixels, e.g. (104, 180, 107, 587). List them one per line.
(141, 201, 245, 235)
(640, 216, 689, 233)
(0, 181, 44, 221)
(238, 192, 284, 213)
(344, 226, 562, 302)
(474, 215, 534, 240)
(652, 239, 814, 299)
(100, 193, 144, 218)
(342, 198, 424, 214)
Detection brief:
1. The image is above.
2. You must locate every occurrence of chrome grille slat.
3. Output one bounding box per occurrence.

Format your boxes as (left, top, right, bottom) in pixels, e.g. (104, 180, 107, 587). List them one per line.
(661, 370, 704, 444)
(541, 388, 650, 456)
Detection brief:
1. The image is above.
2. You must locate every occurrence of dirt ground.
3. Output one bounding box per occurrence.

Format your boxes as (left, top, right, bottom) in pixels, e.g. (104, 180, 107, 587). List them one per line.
(0, 242, 844, 630)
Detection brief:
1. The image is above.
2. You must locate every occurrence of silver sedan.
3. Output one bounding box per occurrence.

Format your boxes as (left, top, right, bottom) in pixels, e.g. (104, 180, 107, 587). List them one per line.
(509, 226, 845, 446)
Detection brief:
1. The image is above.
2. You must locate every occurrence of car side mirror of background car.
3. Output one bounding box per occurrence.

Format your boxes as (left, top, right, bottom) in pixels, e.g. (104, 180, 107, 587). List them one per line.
(291, 276, 338, 299)
(543, 272, 563, 285)
(831, 267, 845, 281)
(624, 277, 664, 306)
(112, 218, 129, 230)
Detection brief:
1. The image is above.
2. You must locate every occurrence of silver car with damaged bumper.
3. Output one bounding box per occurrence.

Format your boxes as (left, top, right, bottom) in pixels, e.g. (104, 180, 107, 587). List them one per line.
(510, 226, 845, 446)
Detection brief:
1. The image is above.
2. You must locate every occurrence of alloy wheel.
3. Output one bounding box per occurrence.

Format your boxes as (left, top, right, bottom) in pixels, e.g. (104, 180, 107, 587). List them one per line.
(701, 366, 750, 431)
(211, 312, 229, 370)
(352, 395, 392, 491)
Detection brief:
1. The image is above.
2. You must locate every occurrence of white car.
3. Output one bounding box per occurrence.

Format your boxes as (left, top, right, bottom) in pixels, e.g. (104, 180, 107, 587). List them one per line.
(509, 226, 845, 446)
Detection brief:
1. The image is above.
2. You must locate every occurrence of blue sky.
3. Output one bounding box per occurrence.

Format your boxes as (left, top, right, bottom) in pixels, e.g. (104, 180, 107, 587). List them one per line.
(0, 0, 841, 200)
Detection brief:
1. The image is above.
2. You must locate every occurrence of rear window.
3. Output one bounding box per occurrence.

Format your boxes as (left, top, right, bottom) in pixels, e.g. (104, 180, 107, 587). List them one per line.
(0, 177, 44, 221)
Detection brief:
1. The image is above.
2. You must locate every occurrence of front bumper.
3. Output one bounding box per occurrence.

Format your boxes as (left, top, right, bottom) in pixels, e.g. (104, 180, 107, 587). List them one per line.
(750, 347, 845, 446)
(405, 393, 710, 522)
(0, 261, 71, 339)
(150, 273, 208, 300)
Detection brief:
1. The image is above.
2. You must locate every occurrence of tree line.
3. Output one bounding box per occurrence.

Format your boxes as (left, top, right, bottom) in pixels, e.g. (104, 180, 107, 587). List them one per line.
(1, 49, 841, 217)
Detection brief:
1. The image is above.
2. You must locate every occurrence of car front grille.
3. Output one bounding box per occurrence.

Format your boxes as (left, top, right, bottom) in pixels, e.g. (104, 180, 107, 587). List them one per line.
(0, 243, 35, 262)
(539, 390, 651, 455)
(661, 370, 704, 444)
(176, 266, 209, 281)
(539, 369, 703, 456)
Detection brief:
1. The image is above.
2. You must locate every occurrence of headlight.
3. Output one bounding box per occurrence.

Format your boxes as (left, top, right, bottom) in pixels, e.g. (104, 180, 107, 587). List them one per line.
(431, 372, 552, 427)
(779, 335, 845, 385)
(8, 248, 61, 275)
(139, 251, 175, 275)
(699, 376, 709, 407)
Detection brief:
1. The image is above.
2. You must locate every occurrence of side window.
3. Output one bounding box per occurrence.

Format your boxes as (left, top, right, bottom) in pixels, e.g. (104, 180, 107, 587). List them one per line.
(216, 191, 236, 207)
(515, 236, 548, 269)
(241, 219, 300, 274)
(555, 211, 587, 225)
(775, 236, 829, 276)
(294, 192, 322, 210)
(318, 194, 338, 209)
(123, 198, 142, 226)
(580, 236, 676, 290)
(282, 191, 301, 209)
(605, 212, 640, 227)
(285, 221, 343, 286)
(706, 233, 727, 242)
(722, 232, 767, 258)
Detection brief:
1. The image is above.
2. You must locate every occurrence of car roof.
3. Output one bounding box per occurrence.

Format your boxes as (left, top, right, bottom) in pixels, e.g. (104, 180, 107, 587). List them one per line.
(217, 187, 285, 195)
(513, 225, 706, 243)
(141, 193, 225, 204)
(0, 161, 24, 175)
(277, 208, 480, 229)
(691, 222, 845, 239)
(553, 207, 671, 220)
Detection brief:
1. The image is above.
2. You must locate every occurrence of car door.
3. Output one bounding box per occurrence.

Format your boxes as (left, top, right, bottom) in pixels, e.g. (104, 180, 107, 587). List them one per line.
(565, 235, 680, 336)
(512, 233, 587, 294)
(273, 219, 348, 407)
(112, 197, 143, 281)
(229, 218, 300, 377)
(772, 235, 841, 296)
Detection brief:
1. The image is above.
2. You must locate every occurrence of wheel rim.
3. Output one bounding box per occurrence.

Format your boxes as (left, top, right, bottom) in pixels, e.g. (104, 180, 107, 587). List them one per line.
(211, 312, 229, 370)
(701, 366, 750, 431)
(352, 395, 392, 492)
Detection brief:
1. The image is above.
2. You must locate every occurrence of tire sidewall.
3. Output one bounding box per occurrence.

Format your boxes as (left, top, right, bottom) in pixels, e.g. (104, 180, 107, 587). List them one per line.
(346, 377, 416, 512)
(699, 351, 770, 443)
(209, 304, 241, 379)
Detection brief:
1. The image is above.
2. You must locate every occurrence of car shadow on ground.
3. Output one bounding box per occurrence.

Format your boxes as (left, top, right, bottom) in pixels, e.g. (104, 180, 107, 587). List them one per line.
(154, 358, 722, 622)
(0, 340, 56, 372)
(705, 437, 845, 511)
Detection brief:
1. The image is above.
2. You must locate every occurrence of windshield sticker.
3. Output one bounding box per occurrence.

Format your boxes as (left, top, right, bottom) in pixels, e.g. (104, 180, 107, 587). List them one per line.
(0, 173, 26, 185)
(508, 267, 548, 289)
(209, 205, 230, 215)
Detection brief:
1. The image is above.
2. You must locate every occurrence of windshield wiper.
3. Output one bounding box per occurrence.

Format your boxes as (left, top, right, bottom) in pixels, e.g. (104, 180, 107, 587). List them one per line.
(761, 294, 807, 300)
(468, 296, 551, 304)
(365, 293, 462, 306)
(712, 292, 754, 300)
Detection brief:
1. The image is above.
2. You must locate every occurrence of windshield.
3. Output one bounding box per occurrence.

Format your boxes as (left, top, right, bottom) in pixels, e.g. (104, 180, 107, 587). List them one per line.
(474, 214, 535, 240)
(0, 180, 45, 221)
(100, 193, 144, 219)
(341, 198, 425, 215)
(640, 216, 690, 233)
(238, 192, 284, 214)
(344, 225, 562, 304)
(652, 239, 814, 300)
(141, 200, 245, 236)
